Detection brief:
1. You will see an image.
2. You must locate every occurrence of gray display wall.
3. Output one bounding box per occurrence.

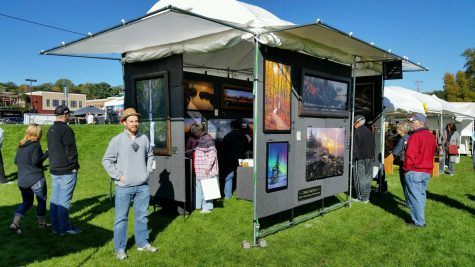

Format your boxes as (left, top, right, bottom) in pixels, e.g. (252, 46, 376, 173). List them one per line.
(255, 46, 352, 218)
(124, 55, 190, 205)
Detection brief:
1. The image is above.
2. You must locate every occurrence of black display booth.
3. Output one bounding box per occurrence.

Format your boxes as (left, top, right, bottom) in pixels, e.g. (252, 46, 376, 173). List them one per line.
(122, 45, 386, 244)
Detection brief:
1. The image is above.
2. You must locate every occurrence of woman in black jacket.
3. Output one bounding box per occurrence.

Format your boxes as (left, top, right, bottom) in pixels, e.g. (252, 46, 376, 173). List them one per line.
(9, 124, 48, 234)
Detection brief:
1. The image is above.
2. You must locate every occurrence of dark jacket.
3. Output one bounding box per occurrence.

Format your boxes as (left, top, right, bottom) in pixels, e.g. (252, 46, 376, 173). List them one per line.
(221, 129, 249, 172)
(392, 134, 409, 166)
(15, 141, 48, 188)
(403, 127, 437, 174)
(47, 121, 80, 175)
(353, 125, 375, 160)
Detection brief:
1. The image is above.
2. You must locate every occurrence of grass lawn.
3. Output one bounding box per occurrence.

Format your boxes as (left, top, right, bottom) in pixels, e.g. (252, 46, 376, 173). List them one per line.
(0, 124, 474, 266)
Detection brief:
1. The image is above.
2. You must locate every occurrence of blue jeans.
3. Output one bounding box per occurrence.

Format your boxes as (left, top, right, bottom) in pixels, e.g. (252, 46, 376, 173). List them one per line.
(15, 178, 47, 218)
(404, 171, 430, 226)
(224, 170, 235, 198)
(50, 172, 77, 233)
(398, 167, 408, 204)
(354, 159, 373, 201)
(195, 177, 214, 210)
(114, 184, 150, 252)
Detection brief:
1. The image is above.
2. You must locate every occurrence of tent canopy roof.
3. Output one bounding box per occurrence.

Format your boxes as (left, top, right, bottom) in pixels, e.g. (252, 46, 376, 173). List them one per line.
(384, 86, 475, 118)
(72, 106, 105, 116)
(41, 0, 427, 74)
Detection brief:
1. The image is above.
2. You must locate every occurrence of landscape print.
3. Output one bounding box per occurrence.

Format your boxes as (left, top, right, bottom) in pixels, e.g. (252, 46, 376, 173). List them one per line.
(222, 86, 253, 111)
(266, 142, 289, 192)
(184, 80, 214, 110)
(300, 74, 348, 116)
(306, 128, 345, 181)
(354, 83, 374, 116)
(264, 60, 291, 132)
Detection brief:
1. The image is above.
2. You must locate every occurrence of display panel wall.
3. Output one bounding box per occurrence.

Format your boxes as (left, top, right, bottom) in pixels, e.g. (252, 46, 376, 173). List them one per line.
(124, 55, 189, 205)
(255, 46, 352, 218)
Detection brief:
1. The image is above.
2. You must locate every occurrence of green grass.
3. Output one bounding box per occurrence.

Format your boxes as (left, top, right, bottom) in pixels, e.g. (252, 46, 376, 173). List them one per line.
(0, 124, 474, 266)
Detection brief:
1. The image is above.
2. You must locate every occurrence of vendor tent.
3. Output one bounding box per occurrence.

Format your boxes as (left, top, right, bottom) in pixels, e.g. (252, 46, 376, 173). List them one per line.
(72, 106, 105, 116)
(41, 0, 428, 246)
(41, 0, 425, 76)
(384, 86, 442, 116)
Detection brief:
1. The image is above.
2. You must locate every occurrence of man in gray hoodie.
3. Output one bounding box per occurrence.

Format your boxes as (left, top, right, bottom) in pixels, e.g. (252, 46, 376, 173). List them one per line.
(102, 108, 156, 260)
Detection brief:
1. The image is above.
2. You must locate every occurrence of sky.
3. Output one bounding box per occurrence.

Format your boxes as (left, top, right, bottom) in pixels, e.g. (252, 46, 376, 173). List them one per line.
(1, 0, 474, 93)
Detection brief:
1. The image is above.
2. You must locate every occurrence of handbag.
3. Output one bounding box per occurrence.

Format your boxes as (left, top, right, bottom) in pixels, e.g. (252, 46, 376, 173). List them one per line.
(448, 144, 458, 155)
(200, 176, 221, 200)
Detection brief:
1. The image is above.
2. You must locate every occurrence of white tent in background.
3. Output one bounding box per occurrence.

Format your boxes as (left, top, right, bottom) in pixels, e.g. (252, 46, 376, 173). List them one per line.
(384, 86, 442, 117)
(383, 86, 426, 115)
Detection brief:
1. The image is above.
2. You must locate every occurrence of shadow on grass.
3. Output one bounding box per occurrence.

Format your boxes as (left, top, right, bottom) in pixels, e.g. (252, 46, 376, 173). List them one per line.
(369, 191, 412, 222)
(465, 194, 475, 202)
(0, 195, 113, 266)
(427, 191, 475, 216)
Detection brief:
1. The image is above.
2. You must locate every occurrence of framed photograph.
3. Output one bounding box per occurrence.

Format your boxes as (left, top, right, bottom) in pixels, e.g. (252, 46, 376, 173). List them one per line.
(264, 60, 292, 132)
(134, 71, 171, 156)
(207, 119, 234, 141)
(221, 85, 253, 111)
(355, 83, 374, 117)
(299, 70, 349, 117)
(305, 128, 345, 181)
(184, 80, 215, 111)
(266, 142, 289, 192)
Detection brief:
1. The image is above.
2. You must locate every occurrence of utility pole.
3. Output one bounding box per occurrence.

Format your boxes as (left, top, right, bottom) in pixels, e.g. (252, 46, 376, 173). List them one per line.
(415, 80, 423, 92)
(25, 78, 37, 111)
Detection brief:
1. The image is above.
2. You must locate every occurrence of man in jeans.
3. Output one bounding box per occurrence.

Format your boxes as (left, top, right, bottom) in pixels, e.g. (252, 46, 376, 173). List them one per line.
(404, 113, 437, 228)
(352, 115, 375, 203)
(102, 108, 156, 260)
(47, 105, 81, 235)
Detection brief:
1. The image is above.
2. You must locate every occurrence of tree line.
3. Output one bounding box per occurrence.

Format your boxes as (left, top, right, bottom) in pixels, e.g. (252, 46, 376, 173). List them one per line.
(0, 78, 123, 100)
(432, 48, 475, 102)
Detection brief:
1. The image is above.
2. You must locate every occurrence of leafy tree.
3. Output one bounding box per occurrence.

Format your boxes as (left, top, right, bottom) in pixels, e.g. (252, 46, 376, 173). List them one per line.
(0, 82, 19, 93)
(431, 90, 446, 100)
(443, 73, 458, 101)
(77, 82, 121, 99)
(53, 79, 76, 93)
(34, 82, 54, 92)
(462, 48, 475, 78)
(441, 48, 475, 102)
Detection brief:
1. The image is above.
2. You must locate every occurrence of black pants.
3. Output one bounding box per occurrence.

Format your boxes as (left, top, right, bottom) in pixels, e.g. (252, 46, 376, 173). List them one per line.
(0, 151, 7, 183)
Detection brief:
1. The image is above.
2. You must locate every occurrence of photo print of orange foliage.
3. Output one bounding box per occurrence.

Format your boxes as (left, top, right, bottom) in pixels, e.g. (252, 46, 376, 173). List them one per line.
(184, 80, 215, 111)
(264, 60, 292, 132)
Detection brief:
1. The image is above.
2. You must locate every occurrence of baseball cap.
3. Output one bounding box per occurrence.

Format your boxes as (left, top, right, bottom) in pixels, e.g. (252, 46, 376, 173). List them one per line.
(354, 115, 365, 123)
(54, 105, 70, 116)
(408, 113, 426, 123)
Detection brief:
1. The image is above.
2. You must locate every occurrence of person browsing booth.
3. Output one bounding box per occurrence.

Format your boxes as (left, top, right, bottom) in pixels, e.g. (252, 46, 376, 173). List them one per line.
(403, 113, 437, 228)
(102, 108, 156, 260)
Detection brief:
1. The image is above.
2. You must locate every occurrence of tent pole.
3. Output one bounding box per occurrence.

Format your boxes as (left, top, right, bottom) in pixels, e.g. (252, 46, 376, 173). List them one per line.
(252, 37, 260, 246)
(348, 58, 357, 206)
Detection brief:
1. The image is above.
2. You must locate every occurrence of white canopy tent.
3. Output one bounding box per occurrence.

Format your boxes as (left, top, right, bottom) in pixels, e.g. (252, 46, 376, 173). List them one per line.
(41, 0, 426, 79)
(384, 86, 475, 154)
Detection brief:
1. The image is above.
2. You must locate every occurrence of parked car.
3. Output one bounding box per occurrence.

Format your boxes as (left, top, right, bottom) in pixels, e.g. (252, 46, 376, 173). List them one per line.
(0, 117, 24, 124)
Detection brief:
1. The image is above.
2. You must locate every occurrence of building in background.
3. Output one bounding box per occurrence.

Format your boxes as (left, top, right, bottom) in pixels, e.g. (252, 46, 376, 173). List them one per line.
(30, 91, 86, 114)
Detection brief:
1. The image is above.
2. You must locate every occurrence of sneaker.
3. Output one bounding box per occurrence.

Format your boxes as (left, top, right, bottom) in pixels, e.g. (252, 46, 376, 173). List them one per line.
(116, 250, 127, 260)
(406, 222, 426, 228)
(60, 227, 82, 235)
(200, 209, 212, 214)
(137, 243, 157, 253)
(352, 198, 369, 203)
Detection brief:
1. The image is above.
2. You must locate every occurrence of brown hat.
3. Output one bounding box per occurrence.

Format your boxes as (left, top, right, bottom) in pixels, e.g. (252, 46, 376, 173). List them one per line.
(120, 108, 140, 122)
